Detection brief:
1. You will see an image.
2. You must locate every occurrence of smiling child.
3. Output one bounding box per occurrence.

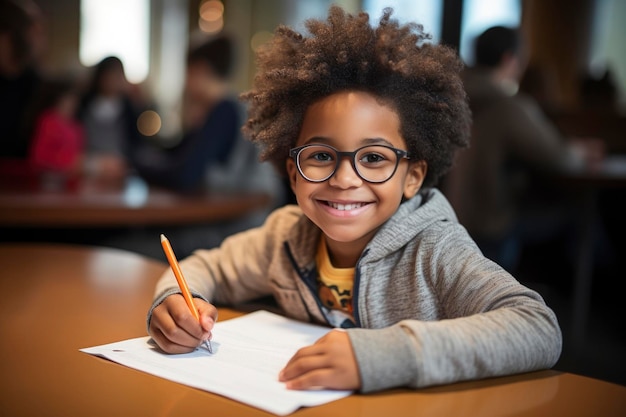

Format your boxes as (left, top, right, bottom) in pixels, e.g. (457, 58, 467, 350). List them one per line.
(147, 5, 562, 393)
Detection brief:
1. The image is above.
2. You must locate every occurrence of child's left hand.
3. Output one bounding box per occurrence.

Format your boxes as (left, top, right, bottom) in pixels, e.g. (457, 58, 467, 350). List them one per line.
(278, 329, 361, 391)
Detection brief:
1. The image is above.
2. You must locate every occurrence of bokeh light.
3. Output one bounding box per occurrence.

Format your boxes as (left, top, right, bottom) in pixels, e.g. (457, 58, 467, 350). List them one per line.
(137, 110, 162, 136)
(200, 0, 223, 21)
(199, 0, 224, 34)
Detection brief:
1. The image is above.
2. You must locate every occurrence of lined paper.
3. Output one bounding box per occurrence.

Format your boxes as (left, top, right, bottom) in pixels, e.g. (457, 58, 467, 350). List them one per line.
(80, 310, 352, 415)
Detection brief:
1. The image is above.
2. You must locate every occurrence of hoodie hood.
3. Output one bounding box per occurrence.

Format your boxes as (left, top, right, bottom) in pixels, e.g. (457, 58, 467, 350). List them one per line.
(363, 188, 458, 262)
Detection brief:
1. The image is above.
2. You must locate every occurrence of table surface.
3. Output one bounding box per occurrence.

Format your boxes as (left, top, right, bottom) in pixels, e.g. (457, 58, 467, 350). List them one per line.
(1, 244, 624, 417)
(0, 174, 271, 227)
(556, 154, 626, 187)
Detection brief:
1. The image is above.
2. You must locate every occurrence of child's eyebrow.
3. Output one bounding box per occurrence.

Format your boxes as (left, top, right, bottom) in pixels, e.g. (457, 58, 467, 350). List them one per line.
(301, 136, 397, 147)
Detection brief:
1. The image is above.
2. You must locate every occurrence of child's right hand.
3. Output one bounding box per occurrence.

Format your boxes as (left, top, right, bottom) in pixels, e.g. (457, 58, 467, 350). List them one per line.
(148, 294, 217, 354)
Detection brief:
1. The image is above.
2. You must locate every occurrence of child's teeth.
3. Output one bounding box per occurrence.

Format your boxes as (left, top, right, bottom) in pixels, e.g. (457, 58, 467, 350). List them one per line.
(330, 202, 363, 210)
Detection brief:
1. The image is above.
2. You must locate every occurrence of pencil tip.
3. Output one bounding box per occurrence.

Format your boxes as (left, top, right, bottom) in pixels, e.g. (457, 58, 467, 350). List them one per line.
(160, 234, 166, 241)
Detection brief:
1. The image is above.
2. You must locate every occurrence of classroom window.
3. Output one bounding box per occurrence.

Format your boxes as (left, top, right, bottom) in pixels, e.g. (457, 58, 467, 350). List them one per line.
(79, 0, 150, 83)
(459, 0, 521, 66)
(588, 0, 626, 109)
(362, 0, 443, 43)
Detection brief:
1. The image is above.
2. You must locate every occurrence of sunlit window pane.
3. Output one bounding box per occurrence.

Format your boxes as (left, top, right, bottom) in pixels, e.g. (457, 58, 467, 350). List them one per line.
(79, 0, 150, 83)
(589, 0, 626, 110)
(363, 0, 443, 43)
(460, 0, 521, 66)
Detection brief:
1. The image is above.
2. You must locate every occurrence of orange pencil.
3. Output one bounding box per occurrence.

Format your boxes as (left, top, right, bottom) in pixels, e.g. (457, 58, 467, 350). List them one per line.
(160, 234, 212, 353)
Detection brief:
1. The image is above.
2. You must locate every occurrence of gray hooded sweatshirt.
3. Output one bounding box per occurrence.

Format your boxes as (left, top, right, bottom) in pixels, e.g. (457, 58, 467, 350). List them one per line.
(148, 188, 562, 393)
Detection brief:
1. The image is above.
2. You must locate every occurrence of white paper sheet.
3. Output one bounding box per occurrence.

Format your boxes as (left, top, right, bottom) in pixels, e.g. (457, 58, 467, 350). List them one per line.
(80, 310, 352, 415)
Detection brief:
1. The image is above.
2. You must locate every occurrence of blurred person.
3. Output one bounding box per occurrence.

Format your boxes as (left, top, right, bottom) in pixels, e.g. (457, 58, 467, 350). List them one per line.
(132, 35, 239, 190)
(0, 0, 45, 161)
(115, 34, 284, 258)
(78, 56, 145, 179)
(26, 74, 130, 184)
(134, 35, 282, 194)
(443, 26, 601, 272)
(27, 76, 84, 175)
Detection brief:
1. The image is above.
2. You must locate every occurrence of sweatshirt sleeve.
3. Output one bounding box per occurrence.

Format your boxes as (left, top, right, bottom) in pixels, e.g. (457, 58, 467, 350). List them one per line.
(346, 225, 562, 393)
(146, 206, 301, 329)
(135, 99, 240, 191)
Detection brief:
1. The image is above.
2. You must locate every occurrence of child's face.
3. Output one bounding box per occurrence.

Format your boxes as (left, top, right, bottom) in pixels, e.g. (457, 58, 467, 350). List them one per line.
(287, 91, 426, 258)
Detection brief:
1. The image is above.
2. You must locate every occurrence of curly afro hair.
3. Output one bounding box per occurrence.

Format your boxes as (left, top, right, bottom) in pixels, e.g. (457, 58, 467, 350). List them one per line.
(241, 5, 471, 187)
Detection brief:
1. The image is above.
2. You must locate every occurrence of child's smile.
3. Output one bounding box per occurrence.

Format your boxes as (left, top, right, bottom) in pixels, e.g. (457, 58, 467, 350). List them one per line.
(319, 199, 373, 216)
(286, 90, 426, 266)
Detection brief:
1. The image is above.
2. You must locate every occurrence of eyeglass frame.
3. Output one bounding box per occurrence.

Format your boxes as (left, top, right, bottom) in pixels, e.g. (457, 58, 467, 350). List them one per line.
(288, 143, 410, 184)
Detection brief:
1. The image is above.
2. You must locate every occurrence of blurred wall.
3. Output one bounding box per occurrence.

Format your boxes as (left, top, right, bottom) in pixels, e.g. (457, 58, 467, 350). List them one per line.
(198, 0, 360, 94)
(36, 0, 81, 76)
(522, 0, 595, 110)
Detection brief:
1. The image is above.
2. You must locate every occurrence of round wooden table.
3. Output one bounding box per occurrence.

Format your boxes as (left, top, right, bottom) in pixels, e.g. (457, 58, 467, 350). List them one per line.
(0, 174, 272, 228)
(0, 244, 624, 417)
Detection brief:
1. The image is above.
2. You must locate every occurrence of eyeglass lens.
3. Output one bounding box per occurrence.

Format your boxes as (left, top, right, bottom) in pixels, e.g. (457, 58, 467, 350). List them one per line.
(296, 145, 402, 183)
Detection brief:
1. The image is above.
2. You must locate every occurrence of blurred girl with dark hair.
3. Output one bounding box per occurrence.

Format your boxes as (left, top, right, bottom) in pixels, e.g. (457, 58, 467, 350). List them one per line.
(78, 56, 145, 179)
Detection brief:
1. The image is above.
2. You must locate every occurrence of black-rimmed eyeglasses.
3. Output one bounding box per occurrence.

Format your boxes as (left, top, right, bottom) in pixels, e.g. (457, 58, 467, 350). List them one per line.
(289, 144, 410, 183)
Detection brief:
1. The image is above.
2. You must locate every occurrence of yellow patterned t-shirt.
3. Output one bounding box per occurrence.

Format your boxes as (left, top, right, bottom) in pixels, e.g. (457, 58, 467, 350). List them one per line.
(316, 237, 355, 317)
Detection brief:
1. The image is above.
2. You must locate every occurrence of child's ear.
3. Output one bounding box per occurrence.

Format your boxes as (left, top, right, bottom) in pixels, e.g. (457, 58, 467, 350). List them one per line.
(403, 160, 427, 199)
(286, 158, 298, 194)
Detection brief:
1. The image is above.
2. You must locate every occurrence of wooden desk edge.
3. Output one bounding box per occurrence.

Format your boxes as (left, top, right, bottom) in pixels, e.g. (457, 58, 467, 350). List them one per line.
(0, 193, 272, 227)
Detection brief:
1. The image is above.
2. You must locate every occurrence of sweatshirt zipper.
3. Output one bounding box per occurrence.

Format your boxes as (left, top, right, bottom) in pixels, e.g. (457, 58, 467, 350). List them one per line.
(284, 241, 368, 328)
(283, 241, 328, 323)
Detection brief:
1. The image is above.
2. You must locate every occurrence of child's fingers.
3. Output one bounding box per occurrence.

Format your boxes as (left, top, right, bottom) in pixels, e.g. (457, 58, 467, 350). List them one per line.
(279, 331, 360, 390)
(283, 369, 334, 390)
(280, 353, 349, 390)
(164, 295, 204, 333)
(150, 294, 210, 351)
(150, 326, 197, 354)
(196, 299, 218, 332)
(279, 345, 326, 381)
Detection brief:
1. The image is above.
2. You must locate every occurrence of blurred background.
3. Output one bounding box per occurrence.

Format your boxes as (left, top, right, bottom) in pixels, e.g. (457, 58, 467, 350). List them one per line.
(1, 0, 625, 387)
(26, 0, 626, 124)
(3, 0, 625, 164)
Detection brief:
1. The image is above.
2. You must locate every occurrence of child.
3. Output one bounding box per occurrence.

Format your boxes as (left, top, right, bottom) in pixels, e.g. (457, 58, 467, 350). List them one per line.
(77, 56, 140, 180)
(28, 77, 85, 175)
(28, 75, 128, 180)
(147, 6, 562, 393)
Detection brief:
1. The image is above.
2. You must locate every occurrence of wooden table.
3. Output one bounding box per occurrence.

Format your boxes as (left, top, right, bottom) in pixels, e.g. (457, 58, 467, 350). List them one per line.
(0, 174, 271, 228)
(1, 244, 624, 417)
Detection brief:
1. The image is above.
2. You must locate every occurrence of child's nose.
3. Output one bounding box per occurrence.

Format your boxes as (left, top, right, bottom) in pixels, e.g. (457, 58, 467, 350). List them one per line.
(328, 157, 362, 188)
